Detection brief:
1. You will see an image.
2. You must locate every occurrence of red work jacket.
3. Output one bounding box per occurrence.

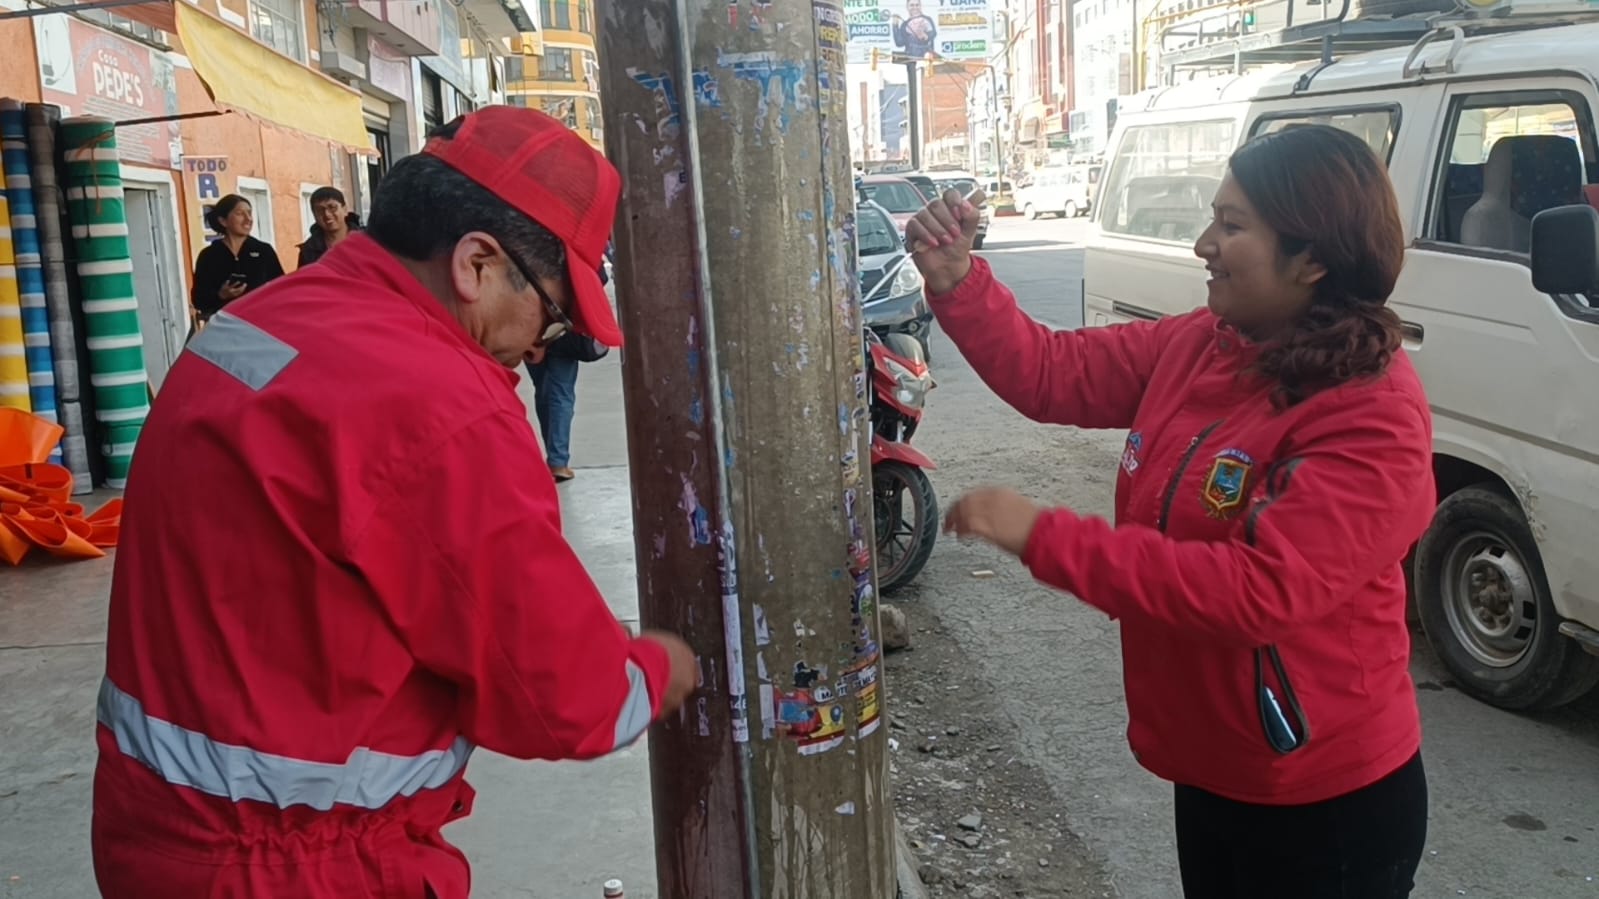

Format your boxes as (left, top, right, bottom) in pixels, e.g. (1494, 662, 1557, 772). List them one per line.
(92, 234, 671, 897)
(931, 258, 1432, 805)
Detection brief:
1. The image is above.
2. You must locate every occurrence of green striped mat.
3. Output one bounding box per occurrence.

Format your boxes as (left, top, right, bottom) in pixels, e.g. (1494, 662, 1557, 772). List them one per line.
(60, 116, 148, 487)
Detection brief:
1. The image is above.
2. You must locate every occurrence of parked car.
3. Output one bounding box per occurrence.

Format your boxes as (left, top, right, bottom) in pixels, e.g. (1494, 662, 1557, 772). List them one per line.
(856, 199, 932, 356)
(860, 174, 931, 233)
(932, 175, 990, 248)
(1013, 165, 1093, 219)
(901, 172, 941, 203)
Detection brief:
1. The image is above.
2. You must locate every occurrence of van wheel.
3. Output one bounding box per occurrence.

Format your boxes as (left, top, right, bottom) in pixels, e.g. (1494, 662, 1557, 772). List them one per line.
(1063, 200, 1079, 218)
(1023, 203, 1038, 221)
(1414, 485, 1599, 710)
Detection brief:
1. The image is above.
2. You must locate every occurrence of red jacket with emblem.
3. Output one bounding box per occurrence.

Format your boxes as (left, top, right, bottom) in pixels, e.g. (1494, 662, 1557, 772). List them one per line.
(92, 234, 672, 897)
(930, 257, 1432, 805)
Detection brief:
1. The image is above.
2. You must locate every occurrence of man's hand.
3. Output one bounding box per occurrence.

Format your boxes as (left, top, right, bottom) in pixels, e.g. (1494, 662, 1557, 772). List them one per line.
(219, 280, 247, 302)
(944, 487, 1043, 557)
(905, 188, 986, 296)
(640, 629, 697, 716)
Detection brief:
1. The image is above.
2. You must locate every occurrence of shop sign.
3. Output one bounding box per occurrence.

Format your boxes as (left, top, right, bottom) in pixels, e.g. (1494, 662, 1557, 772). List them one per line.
(33, 14, 183, 169)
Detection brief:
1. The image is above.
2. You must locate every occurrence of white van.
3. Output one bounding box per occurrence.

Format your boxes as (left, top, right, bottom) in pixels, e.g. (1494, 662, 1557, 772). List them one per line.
(1084, 5, 1599, 711)
(1014, 165, 1094, 219)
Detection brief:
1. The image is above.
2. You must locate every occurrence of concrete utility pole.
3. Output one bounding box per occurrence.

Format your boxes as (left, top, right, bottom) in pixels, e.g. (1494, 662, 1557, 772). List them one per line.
(597, 2, 896, 898)
(905, 60, 924, 169)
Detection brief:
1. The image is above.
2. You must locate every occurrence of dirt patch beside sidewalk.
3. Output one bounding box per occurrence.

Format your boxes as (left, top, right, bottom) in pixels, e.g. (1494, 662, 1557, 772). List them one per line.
(887, 602, 1120, 898)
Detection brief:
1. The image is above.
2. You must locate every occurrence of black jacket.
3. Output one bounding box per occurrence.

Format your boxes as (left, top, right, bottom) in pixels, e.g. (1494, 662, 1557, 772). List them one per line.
(191, 236, 285, 317)
(296, 215, 363, 268)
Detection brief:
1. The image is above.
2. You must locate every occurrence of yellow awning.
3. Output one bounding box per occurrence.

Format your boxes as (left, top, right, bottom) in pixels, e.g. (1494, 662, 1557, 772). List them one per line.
(175, 2, 370, 151)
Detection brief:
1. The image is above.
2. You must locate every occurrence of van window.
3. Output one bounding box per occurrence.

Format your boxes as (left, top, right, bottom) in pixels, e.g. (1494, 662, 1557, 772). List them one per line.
(1251, 107, 1398, 161)
(1098, 119, 1235, 243)
(1432, 92, 1598, 258)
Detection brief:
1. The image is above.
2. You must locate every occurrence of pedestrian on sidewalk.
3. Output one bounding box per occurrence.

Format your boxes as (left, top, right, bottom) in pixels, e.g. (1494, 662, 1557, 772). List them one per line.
(525, 260, 609, 482)
(92, 107, 697, 899)
(190, 194, 283, 324)
(296, 185, 361, 267)
(911, 125, 1431, 899)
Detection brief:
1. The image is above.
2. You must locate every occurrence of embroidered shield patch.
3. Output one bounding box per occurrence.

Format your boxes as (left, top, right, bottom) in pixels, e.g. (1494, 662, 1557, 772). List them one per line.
(1121, 432, 1143, 475)
(1202, 449, 1254, 518)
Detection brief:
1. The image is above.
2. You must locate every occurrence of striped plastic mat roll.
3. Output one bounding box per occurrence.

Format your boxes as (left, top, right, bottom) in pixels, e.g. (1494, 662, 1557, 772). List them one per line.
(0, 161, 28, 413)
(1, 127, 60, 445)
(60, 116, 148, 487)
(3, 101, 64, 464)
(21, 102, 93, 489)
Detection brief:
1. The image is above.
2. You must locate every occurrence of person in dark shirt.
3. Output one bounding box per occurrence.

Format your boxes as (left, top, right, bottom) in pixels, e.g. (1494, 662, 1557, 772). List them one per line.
(892, 0, 938, 59)
(191, 194, 284, 322)
(296, 186, 362, 268)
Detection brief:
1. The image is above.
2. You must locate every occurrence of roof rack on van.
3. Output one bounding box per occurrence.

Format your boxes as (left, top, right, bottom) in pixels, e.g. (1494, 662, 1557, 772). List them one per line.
(1154, 0, 1438, 75)
(1401, 0, 1599, 77)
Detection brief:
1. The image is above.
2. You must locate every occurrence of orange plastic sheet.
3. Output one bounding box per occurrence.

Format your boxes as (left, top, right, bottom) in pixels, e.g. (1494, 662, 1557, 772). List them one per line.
(0, 409, 122, 565)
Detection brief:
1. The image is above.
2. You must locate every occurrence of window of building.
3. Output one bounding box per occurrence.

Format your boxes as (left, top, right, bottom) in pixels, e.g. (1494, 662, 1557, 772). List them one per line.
(249, 0, 305, 62)
(578, 0, 594, 32)
(1251, 107, 1399, 162)
(421, 70, 444, 134)
(539, 48, 574, 80)
(504, 55, 526, 83)
(542, 0, 571, 29)
(1097, 118, 1235, 243)
(78, 8, 166, 44)
(1429, 90, 1596, 260)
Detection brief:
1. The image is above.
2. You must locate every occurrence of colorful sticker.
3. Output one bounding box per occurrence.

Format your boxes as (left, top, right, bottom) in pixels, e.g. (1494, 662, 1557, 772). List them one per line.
(1202, 448, 1255, 518)
(1121, 431, 1143, 475)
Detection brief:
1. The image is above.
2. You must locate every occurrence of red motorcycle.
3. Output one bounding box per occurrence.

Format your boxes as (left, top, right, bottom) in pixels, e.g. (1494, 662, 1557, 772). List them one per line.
(867, 328, 938, 593)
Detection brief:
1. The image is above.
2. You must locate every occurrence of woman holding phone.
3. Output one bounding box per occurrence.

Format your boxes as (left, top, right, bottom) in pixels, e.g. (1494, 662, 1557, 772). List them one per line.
(191, 194, 284, 324)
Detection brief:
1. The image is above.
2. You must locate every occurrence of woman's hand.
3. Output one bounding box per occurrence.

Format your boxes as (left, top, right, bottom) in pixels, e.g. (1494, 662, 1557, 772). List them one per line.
(905, 188, 984, 296)
(218, 280, 247, 302)
(943, 487, 1042, 557)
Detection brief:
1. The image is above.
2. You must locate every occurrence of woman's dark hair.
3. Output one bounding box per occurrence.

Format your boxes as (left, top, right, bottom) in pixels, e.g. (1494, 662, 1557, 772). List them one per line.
(309, 186, 346, 207)
(1228, 125, 1405, 408)
(206, 194, 250, 235)
(365, 117, 565, 283)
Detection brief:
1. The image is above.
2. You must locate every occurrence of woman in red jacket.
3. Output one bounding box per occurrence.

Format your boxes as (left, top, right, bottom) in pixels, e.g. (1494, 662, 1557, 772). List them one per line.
(909, 124, 1432, 898)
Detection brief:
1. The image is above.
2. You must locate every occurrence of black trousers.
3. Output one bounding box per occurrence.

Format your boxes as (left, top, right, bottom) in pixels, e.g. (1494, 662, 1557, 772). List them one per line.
(1175, 752, 1428, 899)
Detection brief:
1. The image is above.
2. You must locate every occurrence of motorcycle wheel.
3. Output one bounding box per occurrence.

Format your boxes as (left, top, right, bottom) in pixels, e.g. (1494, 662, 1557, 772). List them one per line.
(873, 460, 939, 594)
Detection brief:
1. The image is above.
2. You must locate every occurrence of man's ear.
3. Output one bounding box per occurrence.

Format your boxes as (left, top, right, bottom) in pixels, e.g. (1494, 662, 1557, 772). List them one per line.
(449, 232, 502, 305)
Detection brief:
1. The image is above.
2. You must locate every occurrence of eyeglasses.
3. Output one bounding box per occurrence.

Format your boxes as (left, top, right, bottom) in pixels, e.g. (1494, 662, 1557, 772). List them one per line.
(504, 245, 573, 346)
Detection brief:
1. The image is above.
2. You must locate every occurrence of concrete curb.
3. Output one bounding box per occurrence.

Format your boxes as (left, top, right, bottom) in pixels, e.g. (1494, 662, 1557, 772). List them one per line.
(895, 815, 931, 899)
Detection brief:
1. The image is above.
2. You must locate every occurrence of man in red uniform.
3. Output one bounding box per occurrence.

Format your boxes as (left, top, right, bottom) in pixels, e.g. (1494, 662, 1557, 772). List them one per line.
(92, 107, 697, 897)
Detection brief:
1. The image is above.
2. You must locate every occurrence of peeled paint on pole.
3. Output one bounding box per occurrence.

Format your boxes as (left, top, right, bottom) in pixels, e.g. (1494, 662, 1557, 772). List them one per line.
(598, 1, 899, 896)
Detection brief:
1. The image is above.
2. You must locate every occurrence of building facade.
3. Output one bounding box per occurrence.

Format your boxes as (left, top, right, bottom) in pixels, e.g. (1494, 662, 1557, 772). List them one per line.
(505, 0, 602, 150)
(1071, 0, 1134, 157)
(0, 0, 523, 392)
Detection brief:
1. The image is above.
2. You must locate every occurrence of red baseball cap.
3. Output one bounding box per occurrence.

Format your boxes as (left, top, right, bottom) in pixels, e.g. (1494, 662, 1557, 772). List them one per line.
(421, 106, 623, 347)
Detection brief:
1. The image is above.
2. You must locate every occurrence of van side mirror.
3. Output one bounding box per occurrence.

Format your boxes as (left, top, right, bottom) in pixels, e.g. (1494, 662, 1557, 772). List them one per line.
(1530, 205, 1599, 295)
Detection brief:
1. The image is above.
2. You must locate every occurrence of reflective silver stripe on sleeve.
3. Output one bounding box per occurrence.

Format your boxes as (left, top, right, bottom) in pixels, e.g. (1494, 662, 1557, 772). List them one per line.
(612, 659, 654, 750)
(98, 678, 473, 812)
(187, 311, 298, 390)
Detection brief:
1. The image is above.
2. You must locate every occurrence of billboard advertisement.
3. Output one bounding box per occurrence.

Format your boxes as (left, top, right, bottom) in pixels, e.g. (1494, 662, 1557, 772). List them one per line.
(844, 0, 994, 64)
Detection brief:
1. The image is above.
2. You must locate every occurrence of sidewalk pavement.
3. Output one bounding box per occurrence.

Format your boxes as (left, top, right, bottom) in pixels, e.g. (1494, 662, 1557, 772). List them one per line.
(0, 351, 661, 898)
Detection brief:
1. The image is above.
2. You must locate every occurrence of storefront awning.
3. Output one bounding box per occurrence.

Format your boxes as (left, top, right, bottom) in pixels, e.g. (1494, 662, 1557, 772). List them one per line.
(174, 2, 370, 151)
